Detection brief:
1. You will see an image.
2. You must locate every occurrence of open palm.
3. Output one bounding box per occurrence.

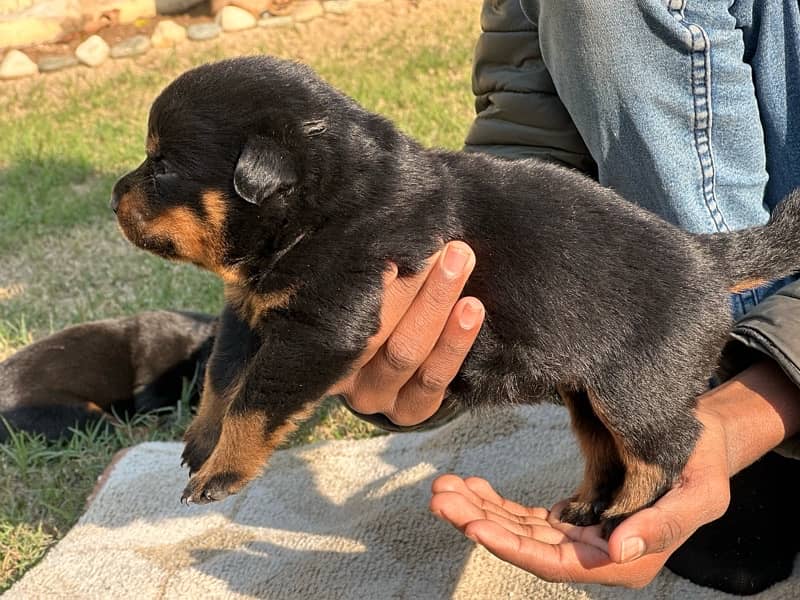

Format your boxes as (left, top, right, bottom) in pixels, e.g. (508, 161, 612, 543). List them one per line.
(429, 407, 731, 588)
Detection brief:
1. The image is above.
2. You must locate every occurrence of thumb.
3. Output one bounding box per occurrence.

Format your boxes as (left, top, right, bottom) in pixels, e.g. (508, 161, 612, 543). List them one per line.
(606, 478, 729, 564)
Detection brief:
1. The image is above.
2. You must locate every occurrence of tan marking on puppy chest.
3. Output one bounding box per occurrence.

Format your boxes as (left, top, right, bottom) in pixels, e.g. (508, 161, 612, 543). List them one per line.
(202, 189, 228, 232)
(225, 285, 297, 328)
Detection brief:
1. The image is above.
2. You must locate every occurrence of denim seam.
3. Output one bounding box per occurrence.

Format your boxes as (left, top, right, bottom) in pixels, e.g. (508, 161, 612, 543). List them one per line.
(669, 0, 732, 237)
(518, 0, 536, 26)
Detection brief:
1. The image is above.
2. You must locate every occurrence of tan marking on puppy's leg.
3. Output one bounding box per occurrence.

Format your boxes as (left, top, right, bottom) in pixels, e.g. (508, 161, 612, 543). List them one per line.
(601, 450, 667, 519)
(185, 402, 317, 502)
(182, 370, 239, 474)
(195, 369, 232, 425)
(557, 385, 623, 526)
(729, 277, 767, 293)
(585, 389, 670, 527)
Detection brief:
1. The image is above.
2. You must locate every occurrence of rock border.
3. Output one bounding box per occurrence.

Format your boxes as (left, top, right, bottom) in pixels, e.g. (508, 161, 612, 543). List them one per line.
(0, 0, 386, 80)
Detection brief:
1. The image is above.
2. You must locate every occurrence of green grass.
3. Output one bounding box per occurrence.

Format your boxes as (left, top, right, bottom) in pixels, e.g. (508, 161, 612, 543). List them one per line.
(0, 0, 480, 590)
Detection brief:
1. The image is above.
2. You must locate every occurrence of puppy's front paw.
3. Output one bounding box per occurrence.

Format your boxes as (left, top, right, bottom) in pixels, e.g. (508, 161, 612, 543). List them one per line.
(181, 420, 221, 475)
(181, 470, 245, 505)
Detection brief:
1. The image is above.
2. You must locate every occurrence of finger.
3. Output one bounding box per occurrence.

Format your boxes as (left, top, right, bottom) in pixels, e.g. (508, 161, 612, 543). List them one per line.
(463, 520, 617, 583)
(607, 475, 728, 564)
(463, 477, 549, 520)
(357, 242, 475, 415)
(330, 254, 439, 402)
(356, 257, 438, 368)
(391, 297, 484, 424)
(465, 520, 661, 588)
(431, 475, 551, 526)
(431, 491, 563, 543)
(546, 501, 609, 553)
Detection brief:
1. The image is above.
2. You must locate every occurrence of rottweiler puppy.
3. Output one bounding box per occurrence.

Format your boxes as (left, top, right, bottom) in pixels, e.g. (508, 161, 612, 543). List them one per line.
(0, 311, 215, 442)
(111, 56, 800, 535)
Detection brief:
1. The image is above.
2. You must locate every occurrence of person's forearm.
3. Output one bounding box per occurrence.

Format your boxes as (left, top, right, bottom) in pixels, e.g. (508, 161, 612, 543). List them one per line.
(699, 360, 800, 476)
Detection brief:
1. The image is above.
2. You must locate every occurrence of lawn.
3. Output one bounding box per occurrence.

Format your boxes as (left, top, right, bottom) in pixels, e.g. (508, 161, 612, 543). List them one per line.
(0, 0, 481, 590)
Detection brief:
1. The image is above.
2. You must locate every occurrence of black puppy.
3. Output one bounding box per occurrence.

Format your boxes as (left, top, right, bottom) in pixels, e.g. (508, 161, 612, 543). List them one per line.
(111, 56, 800, 534)
(0, 311, 216, 442)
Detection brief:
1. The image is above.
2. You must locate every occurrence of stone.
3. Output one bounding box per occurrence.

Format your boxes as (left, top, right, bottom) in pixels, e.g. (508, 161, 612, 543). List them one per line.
(37, 54, 79, 72)
(0, 0, 79, 46)
(187, 22, 221, 41)
(0, 17, 62, 46)
(110, 34, 151, 58)
(291, 0, 322, 22)
(215, 5, 255, 31)
(75, 34, 110, 66)
(150, 19, 186, 47)
(322, 0, 352, 14)
(257, 14, 291, 27)
(0, 49, 38, 79)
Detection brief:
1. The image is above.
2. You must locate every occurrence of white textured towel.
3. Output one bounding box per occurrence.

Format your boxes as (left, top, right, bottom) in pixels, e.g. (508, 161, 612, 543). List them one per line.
(8, 404, 799, 599)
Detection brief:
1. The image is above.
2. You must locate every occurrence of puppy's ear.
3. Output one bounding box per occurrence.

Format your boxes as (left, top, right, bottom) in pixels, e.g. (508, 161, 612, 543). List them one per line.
(234, 136, 298, 205)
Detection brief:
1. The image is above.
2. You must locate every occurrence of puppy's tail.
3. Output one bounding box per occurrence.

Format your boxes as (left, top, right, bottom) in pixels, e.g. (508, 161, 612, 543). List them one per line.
(700, 188, 800, 292)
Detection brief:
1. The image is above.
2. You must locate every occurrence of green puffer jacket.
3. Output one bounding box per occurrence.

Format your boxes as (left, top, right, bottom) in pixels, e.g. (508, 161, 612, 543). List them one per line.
(347, 0, 800, 452)
(463, 0, 596, 175)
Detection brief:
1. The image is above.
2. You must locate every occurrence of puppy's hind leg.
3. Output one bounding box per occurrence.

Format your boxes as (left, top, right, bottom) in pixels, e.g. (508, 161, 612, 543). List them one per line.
(557, 385, 624, 527)
(585, 386, 701, 538)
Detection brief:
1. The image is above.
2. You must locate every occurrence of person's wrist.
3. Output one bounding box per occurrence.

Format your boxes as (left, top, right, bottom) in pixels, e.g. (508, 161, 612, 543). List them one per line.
(696, 360, 800, 476)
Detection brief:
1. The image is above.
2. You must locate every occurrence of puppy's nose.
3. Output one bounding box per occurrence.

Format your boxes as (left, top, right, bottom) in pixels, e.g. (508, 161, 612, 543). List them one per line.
(110, 189, 121, 213)
(110, 178, 127, 213)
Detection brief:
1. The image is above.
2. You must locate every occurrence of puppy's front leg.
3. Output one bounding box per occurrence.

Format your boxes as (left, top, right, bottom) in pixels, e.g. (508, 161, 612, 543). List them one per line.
(181, 305, 260, 475)
(180, 318, 363, 504)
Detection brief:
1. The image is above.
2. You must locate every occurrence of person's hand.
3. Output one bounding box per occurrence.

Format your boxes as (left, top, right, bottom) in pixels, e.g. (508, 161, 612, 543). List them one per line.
(329, 241, 484, 426)
(429, 405, 732, 588)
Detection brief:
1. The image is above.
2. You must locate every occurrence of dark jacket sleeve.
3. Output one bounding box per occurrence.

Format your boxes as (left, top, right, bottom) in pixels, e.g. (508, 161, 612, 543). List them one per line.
(721, 280, 800, 458)
(463, 0, 596, 176)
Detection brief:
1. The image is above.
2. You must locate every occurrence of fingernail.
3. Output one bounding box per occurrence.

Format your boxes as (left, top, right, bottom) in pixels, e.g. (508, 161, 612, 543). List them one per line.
(459, 299, 483, 329)
(442, 244, 471, 279)
(620, 537, 645, 563)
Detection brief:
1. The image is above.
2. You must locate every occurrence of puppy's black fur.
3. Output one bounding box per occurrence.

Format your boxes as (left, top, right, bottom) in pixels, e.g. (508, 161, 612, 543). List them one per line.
(0, 311, 215, 442)
(112, 56, 800, 533)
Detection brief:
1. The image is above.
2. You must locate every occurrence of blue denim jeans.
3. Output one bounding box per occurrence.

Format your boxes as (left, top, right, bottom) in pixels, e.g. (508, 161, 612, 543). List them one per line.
(520, 0, 800, 315)
(520, 0, 800, 234)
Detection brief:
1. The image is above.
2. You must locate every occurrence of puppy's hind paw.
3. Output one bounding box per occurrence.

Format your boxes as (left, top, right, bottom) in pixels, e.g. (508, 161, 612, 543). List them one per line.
(560, 500, 603, 527)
